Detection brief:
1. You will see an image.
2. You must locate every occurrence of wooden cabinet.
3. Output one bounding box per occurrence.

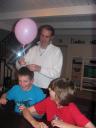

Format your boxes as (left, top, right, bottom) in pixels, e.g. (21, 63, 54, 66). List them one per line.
(71, 57, 83, 88)
(81, 59, 96, 91)
(71, 57, 96, 91)
(72, 58, 96, 124)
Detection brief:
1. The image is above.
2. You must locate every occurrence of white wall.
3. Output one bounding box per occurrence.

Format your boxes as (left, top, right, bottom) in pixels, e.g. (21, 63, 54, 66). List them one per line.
(62, 44, 92, 79)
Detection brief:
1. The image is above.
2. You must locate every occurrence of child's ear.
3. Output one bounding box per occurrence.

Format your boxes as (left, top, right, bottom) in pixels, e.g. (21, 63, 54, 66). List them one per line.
(31, 79, 34, 83)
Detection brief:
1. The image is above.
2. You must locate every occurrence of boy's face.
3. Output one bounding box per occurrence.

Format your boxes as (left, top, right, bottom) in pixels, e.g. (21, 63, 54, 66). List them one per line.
(49, 88, 56, 101)
(18, 75, 33, 90)
(49, 88, 60, 105)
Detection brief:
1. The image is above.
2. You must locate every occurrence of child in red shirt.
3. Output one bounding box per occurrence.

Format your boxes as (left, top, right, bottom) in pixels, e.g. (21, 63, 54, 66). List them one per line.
(22, 78, 95, 128)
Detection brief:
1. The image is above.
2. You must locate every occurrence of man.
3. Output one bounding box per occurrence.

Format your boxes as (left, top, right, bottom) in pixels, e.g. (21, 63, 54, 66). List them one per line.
(16, 25, 63, 91)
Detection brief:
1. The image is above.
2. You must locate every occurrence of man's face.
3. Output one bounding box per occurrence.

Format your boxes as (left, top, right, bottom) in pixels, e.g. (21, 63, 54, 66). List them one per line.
(18, 75, 33, 90)
(40, 28, 53, 48)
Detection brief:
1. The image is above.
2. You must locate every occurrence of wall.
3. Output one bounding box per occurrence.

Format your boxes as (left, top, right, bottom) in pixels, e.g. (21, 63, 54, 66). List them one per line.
(54, 35, 95, 79)
(65, 44, 92, 79)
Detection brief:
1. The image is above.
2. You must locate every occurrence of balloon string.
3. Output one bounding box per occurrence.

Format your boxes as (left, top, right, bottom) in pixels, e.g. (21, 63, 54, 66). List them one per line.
(23, 45, 25, 56)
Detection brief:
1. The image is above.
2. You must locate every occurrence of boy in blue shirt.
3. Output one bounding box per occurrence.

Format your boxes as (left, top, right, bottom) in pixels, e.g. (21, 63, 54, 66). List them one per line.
(0, 67, 45, 114)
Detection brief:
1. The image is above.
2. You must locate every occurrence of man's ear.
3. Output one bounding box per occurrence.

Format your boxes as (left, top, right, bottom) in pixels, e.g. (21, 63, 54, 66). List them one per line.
(51, 36, 54, 40)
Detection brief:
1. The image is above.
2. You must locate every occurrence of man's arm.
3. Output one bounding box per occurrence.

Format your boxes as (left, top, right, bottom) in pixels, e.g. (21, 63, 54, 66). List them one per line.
(39, 49, 63, 79)
(16, 57, 26, 70)
(16, 47, 35, 70)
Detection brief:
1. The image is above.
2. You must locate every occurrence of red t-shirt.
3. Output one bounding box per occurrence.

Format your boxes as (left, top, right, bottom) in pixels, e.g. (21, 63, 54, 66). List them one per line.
(34, 97, 89, 127)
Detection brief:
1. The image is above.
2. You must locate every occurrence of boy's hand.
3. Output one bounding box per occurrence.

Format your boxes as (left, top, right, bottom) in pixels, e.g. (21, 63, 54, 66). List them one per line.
(34, 122, 48, 128)
(0, 97, 7, 105)
(19, 105, 26, 112)
(51, 119, 64, 128)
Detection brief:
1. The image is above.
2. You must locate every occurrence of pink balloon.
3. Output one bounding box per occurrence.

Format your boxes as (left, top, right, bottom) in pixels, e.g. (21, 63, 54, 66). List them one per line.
(14, 18, 37, 45)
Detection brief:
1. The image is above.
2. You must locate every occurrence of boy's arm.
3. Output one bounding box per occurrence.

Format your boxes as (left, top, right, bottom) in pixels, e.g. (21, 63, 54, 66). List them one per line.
(84, 122, 96, 128)
(51, 120, 95, 128)
(23, 107, 48, 128)
(23, 98, 48, 128)
(23, 107, 40, 127)
(0, 93, 8, 105)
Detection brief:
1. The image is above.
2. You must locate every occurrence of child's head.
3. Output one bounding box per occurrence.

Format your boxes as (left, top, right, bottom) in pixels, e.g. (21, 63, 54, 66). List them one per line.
(18, 67, 34, 90)
(48, 78, 75, 106)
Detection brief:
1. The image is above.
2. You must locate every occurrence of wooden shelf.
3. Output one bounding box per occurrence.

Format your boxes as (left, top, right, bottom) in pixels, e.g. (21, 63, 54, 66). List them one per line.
(83, 77, 96, 80)
(71, 57, 96, 92)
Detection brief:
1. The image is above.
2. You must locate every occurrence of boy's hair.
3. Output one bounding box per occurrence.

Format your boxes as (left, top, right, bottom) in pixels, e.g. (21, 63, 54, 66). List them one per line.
(49, 78, 75, 106)
(18, 67, 34, 80)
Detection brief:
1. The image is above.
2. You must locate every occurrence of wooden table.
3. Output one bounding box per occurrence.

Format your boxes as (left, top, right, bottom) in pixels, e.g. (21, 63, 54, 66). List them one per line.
(0, 104, 53, 128)
(0, 107, 32, 128)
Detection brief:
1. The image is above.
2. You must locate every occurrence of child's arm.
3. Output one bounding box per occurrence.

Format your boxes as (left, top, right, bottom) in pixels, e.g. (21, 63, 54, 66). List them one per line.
(51, 119, 95, 128)
(84, 122, 96, 128)
(23, 107, 48, 128)
(0, 93, 8, 105)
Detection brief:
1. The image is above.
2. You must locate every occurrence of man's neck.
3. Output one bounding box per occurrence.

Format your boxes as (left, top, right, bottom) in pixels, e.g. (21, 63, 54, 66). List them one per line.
(40, 45, 48, 49)
(40, 41, 51, 49)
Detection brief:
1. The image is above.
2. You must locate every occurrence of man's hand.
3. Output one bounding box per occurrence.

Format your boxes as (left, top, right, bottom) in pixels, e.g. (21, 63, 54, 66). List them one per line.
(18, 57, 26, 65)
(27, 64, 41, 72)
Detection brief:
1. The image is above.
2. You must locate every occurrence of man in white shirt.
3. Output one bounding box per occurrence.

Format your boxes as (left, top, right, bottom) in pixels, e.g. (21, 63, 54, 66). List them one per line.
(16, 25, 63, 92)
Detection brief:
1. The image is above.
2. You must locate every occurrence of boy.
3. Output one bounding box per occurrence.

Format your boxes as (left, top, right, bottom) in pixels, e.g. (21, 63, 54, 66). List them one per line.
(0, 67, 45, 113)
(22, 78, 95, 128)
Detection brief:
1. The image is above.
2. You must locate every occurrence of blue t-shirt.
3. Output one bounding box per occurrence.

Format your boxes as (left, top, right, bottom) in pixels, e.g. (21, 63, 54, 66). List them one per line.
(6, 84, 45, 113)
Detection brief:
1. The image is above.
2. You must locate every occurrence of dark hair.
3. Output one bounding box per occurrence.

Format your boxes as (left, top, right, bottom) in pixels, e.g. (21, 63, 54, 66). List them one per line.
(39, 25, 55, 36)
(18, 67, 34, 80)
(49, 78, 75, 106)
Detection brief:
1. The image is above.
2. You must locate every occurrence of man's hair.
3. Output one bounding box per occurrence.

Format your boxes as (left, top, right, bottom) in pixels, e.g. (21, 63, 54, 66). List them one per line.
(49, 78, 75, 106)
(39, 25, 55, 36)
(18, 67, 34, 80)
